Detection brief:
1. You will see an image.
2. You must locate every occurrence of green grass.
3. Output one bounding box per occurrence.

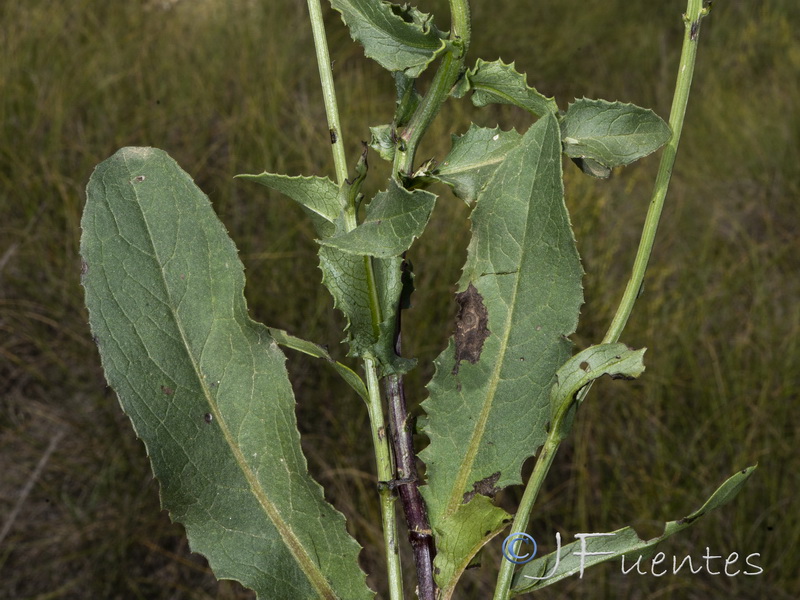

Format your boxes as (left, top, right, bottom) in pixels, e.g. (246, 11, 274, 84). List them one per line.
(1, 0, 798, 598)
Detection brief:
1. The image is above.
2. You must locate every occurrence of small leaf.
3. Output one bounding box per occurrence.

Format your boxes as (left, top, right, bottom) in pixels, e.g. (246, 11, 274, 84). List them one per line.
(267, 327, 368, 403)
(511, 466, 758, 594)
(433, 124, 522, 204)
(330, 0, 446, 76)
(433, 495, 512, 590)
(81, 148, 373, 599)
(561, 98, 671, 169)
(453, 59, 559, 117)
(320, 180, 436, 258)
(420, 113, 583, 596)
(549, 344, 646, 441)
(237, 172, 340, 236)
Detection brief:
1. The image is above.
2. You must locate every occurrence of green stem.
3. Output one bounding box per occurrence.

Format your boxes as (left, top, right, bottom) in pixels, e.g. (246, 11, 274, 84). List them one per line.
(603, 0, 708, 344)
(305, 0, 349, 189)
(365, 357, 404, 600)
(393, 0, 471, 179)
(449, 0, 472, 48)
(492, 3, 710, 599)
(306, 3, 400, 598)
(492, 437, 559, 600)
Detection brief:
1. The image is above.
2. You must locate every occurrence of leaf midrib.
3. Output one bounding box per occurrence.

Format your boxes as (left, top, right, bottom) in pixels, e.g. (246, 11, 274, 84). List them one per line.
(443, 127, 549, 517)
(125, 161, 338, 599)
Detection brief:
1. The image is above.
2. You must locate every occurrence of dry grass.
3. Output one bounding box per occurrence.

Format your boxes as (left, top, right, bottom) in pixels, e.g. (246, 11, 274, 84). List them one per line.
(1, 0, 798, 598)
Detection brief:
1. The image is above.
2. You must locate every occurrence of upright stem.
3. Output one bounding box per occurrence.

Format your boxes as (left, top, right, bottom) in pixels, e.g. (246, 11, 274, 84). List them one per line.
(492, 3, 711, 599)
(603, 0, 708, 344)
(382, 3, 472, 598)
(306, 3, 402, 599)
(385, 325, 437, 600)
(305, 0, 348, 188)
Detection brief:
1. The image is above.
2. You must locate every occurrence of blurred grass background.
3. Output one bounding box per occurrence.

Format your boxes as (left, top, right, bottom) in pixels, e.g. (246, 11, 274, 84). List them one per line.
(1, 0, 797, 598)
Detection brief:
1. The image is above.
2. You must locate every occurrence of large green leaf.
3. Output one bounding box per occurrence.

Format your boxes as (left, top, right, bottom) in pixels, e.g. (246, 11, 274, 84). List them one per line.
(330, 0, 446, 76)
(560, 98, 671, 170)
(433, 124, 522, 204)
(80, 148, 373, 600)
(511, 466, 758, 594)
(420, 113, 584, 596)
(452, 59, 559, 117)
(320, 179, 436, 258)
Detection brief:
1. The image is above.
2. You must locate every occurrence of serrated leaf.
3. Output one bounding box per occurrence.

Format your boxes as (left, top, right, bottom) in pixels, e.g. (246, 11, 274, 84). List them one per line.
(561, 98, 671, 169)
(511, 466, 758, 594)
(549, 343, 646, 441)
(420, 113, 583, 596)
(81, 147, 373, 600)
(330, 0, 446, 76)
(236, 172, 340, 237)
(434, 124, 522, 204)
(318, 244, 412, 373)
(453, 59, 559, 117)
(320, 180, 436, 258)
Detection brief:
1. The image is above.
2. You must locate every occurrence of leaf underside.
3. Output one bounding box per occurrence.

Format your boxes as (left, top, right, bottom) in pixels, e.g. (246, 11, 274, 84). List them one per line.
(81, 148, 373, 600)
(420, 113, 584, 596)
(561, 98, 671, 169)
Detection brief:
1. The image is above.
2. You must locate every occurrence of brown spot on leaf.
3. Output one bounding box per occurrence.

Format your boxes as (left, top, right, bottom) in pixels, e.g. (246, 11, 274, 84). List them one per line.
(204, 413, 213, 424)
(132, 175, 146, 183)
(452, 283, 489, 374)
(160, 385, 174, 396)
(80, 260, 88, 277)
(462, 471, 501, 504)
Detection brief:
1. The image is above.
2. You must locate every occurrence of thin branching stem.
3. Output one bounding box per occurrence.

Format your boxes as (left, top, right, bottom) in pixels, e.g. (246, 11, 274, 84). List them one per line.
(492, 2, 710, 598)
